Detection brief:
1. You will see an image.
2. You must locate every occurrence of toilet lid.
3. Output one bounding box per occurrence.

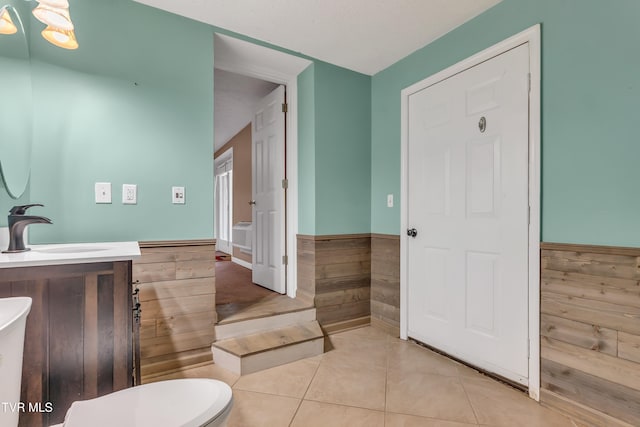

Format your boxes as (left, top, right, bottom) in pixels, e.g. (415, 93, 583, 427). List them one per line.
(62, 379, 233, 427)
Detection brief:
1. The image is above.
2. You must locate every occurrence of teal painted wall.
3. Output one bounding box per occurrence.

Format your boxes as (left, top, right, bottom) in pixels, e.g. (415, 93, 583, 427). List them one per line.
(0, 185, 30, 227)
(5, 0, 371, 242)
(27, 0, 215, 243)
(297, 64, 316, 235)
(314, 62, 371, 235)
(371, 0, 640, 247)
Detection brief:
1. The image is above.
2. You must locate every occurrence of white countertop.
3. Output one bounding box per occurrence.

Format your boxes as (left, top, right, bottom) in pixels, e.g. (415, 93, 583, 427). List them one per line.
(0, 241, 141, 269)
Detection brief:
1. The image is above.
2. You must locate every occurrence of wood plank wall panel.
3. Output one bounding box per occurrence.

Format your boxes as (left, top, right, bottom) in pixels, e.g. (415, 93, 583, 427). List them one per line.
(134, 242, 216, 380)
(540, 243, 640, 426)
(370, 234, 400, 336)
(296, 235, 371, 327)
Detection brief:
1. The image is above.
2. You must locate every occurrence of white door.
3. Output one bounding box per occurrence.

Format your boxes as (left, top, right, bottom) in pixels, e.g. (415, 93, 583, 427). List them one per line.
(407, 44, 530, 385)
(252, 85, 286, 293)
(215, 154, 233, 255)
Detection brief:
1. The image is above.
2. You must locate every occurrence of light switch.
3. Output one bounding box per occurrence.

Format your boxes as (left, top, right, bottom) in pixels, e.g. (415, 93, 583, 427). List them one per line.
(172, 186, 185, 204)
(387, 194, 394, 208)
(95, 182, 112, 204)
(122, 184, 137, 205)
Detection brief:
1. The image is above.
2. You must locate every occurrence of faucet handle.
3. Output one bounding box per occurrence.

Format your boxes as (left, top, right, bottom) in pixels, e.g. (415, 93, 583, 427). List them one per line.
(9, 204, 45, 215)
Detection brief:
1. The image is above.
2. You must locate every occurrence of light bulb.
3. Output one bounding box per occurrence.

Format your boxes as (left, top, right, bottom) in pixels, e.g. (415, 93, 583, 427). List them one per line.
(41, 25, 78, 50)
(33, 4, 74, 31)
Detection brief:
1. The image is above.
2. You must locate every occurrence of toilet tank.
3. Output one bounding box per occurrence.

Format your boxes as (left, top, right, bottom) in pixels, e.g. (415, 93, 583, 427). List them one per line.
(0, 297, 32, 427)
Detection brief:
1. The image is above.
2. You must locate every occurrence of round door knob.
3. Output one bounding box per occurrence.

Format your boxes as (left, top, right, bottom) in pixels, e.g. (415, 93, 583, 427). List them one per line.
(407, 228, 418, 238)
(249, 200, 256, 205)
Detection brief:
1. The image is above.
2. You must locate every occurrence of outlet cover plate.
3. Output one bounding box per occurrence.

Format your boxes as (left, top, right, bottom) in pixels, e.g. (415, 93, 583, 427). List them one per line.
(95, 182, 112, 204)
(172, 186, 185, 204)
(122, 184, 137, 205)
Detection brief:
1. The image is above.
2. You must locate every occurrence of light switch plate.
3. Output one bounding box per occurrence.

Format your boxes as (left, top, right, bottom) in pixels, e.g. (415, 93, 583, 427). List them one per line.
(172, 186, 185, 204)
(387, 194, 394, 208)
(95, 182, 112, 204)
(122, 184, 137, 205)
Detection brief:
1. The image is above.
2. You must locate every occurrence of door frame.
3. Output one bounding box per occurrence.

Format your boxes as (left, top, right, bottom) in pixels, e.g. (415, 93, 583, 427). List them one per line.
(399, 24, 541, 400)
(214, 33, 312, 298)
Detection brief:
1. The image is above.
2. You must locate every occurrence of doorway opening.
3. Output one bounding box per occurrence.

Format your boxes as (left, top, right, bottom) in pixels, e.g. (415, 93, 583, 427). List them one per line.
(213, 34, 312, 323)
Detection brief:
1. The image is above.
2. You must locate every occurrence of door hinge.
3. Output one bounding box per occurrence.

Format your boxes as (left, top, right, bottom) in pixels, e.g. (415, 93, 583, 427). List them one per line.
(282, 255, 288, 265)
(282, 103, 288, 113)
(528, 205, 531, 225)
(282, 179, 288, 189)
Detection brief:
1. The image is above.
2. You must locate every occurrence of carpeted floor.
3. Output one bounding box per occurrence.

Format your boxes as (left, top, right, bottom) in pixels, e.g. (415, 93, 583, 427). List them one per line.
(215, 260, 275, 306)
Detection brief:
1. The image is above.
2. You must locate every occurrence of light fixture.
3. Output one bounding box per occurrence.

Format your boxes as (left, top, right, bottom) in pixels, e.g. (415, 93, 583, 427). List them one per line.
(32, 3, 73, 31)
(41, 24, 77, 49)
(32, 0, 79, 50)
(0, 6, 17, 35)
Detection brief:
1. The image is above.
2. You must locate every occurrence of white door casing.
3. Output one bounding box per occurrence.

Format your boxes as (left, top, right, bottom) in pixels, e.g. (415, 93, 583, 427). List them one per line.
(400, 25, 541, 399)
(215, 150, 233, 255)
(252, 85, 286, 294)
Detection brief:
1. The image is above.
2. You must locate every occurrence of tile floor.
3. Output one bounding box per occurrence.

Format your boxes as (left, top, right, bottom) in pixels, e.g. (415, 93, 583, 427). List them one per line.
(152, 326, 584, 427)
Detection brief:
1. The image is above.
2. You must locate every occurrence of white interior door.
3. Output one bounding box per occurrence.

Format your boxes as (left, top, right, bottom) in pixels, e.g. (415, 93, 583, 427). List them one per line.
(407, 44, 530, 385)
(215, 154, 233, 255)
(252, 85, 286, 293)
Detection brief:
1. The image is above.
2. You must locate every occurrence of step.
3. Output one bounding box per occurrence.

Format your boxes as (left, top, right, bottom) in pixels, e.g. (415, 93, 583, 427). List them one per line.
(212, 320, 324, 375)
(215, 308, 317, 340)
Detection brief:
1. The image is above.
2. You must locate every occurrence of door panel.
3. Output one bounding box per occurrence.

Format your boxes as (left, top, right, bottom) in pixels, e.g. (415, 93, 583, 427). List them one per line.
(407, 44, 530, 384)
(252, 85, 286, 293)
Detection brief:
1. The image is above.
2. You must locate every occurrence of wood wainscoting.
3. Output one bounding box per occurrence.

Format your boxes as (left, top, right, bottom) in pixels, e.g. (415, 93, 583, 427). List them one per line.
(371, 234, 401, 336)
(540, 242, 640, 426)
(297, 234, 371, 331)
(134, 240, 216, 381)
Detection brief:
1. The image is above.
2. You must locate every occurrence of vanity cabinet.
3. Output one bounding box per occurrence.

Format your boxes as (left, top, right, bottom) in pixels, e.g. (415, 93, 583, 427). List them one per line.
(0, 261, 137, 427)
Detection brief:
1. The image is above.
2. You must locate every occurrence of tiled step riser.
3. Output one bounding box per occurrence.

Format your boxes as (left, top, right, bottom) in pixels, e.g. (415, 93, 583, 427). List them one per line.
(214, 308, 317, 340)
(213, 338, 324, 375)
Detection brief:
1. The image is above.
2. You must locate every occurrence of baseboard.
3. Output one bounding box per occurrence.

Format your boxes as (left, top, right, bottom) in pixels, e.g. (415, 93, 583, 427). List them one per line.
(321, 316, 370, 335)
(540, 389, 634, 427)
(232, 257, 252, 270)
(370, 317, 400, 338)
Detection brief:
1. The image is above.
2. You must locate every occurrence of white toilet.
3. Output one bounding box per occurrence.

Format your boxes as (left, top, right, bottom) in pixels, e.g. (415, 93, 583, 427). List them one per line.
(53, 378, 233, 427)
(0, 297, 32, 427)
(0, 297, 233, 427)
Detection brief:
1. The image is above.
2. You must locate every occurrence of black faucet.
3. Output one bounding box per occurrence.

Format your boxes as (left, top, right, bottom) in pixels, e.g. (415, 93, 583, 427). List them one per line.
(2, 204, 52, 253)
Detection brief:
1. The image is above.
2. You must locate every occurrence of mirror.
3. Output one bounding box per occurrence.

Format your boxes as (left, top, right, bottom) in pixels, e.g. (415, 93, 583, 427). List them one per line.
(0, 2, 32, 198)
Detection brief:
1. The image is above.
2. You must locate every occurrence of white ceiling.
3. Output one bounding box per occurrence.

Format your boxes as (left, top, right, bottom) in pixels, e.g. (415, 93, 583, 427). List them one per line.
(134, 0, 502, 75)
(214, 69, 278, 151)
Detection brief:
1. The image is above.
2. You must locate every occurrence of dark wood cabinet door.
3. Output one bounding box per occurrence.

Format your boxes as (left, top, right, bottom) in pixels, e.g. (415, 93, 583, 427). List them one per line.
(0, 261, 135, 427)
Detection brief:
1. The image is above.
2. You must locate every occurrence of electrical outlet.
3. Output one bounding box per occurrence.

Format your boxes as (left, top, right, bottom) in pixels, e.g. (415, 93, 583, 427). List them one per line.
(172, 186, 185, 204)
(122, 184, 137, 205)
(387, 194, 394, 208)
(95, 182, 112, 204)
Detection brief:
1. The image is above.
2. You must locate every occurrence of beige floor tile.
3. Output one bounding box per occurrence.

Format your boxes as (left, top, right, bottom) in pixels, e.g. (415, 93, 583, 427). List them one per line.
(386, 413, 478, 426)
(387, 341, 461, 377)
(305, 361, 387, 410)
(233, 356, 321, 398)
(323, 331, 388, 370)
(291, 400, 385, 427)
(386, 371, 477, 424)
(331, 325, 390, 342)
(227, 390, 300, 427)
(462, 376, 575, 427)
(145, 363, 239, 387)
